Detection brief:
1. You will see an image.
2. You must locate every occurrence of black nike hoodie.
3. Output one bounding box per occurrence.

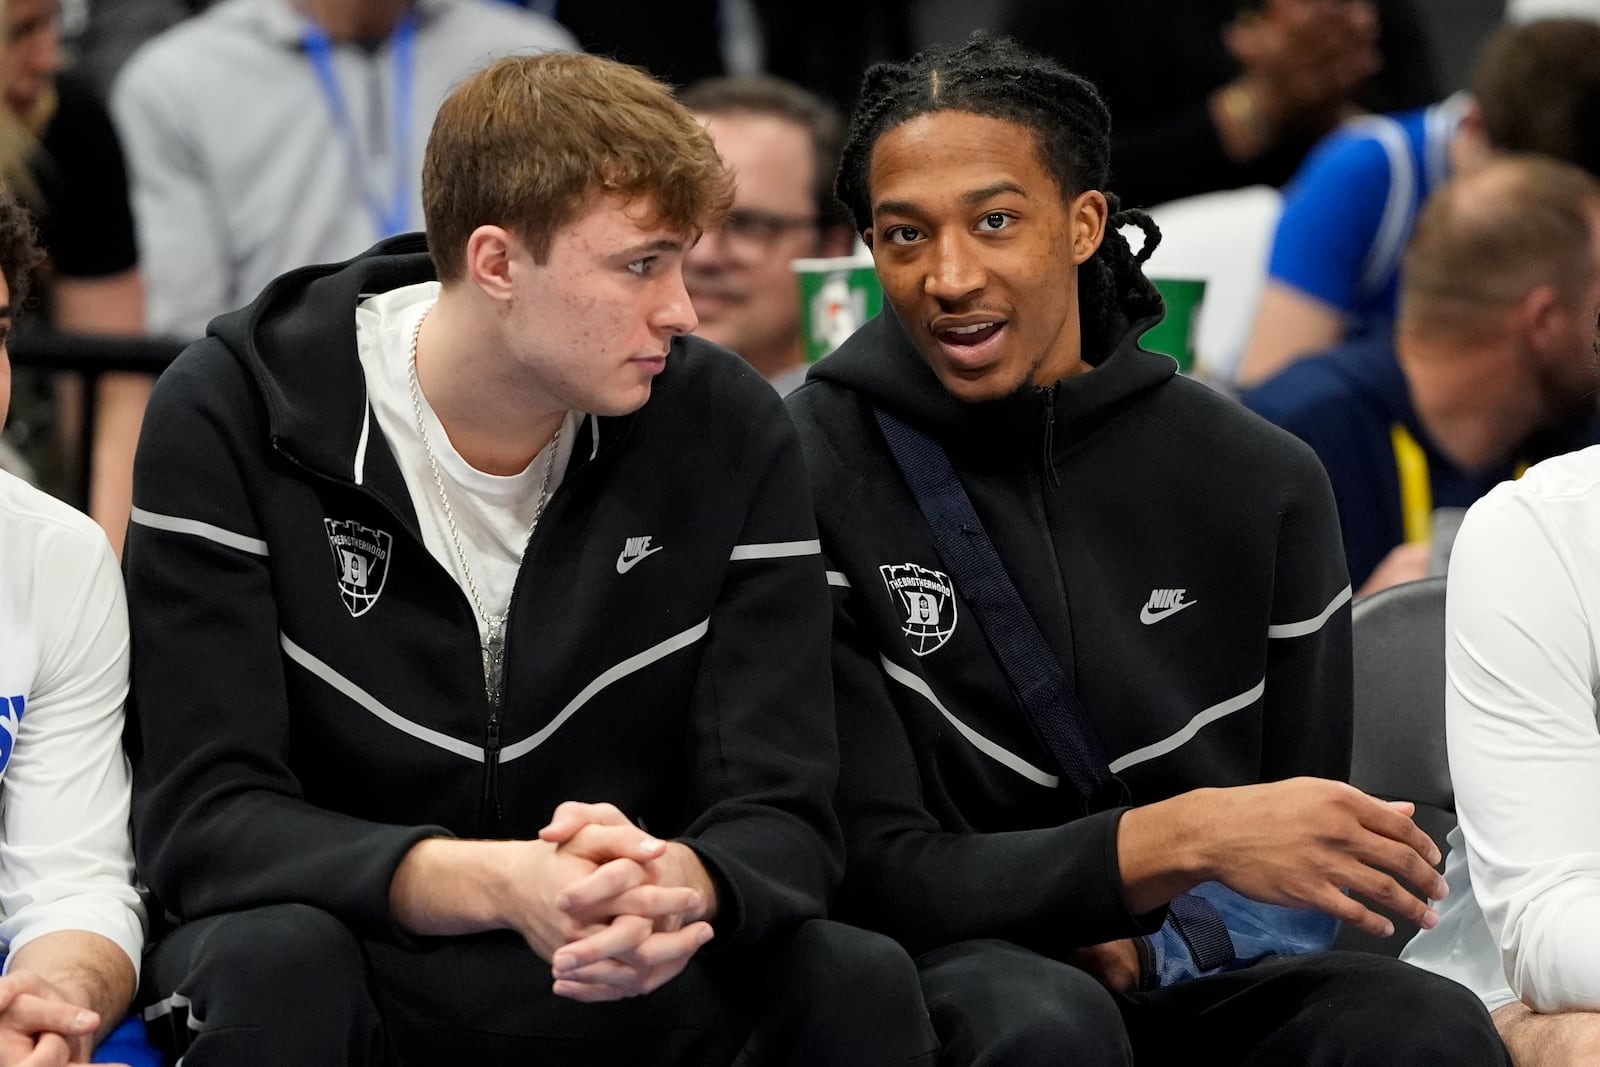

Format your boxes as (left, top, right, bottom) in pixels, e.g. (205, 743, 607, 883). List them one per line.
(125, 236, 842, 957)
(785, 309, 1353, 957)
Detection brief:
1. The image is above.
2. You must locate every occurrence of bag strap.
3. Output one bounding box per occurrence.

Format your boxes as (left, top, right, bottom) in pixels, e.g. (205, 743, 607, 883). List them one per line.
(873, 407, 1109, 798)
(874, 406, 1236, 971)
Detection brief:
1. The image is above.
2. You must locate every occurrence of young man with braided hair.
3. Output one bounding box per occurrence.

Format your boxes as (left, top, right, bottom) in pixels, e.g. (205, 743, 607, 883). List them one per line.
(787, 34, 1510, 1064)
(123, 51, 937, 1066)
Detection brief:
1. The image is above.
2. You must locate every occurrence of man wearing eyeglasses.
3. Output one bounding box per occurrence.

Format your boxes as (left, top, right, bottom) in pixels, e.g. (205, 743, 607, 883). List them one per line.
(682, 76, 857, 396)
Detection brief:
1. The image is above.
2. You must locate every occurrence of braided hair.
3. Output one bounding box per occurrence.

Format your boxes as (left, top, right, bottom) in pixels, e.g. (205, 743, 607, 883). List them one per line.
(837, 33, 1163, 361)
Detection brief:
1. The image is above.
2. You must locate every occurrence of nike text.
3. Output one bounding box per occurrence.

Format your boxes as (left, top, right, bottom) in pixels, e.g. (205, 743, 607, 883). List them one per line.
(616, 535, 665, 574)
(1140, 588, 1196, 625)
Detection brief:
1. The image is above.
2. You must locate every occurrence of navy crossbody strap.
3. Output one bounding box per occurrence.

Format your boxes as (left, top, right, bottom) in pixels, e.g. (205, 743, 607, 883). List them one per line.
(873, 406, 1108, 798)
(873, 406, 1235, 972)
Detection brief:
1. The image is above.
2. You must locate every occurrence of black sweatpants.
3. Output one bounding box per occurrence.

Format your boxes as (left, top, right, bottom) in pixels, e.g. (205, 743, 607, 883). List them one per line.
(140, 904, 939, 1066)
(918, 940, 1511, 1066)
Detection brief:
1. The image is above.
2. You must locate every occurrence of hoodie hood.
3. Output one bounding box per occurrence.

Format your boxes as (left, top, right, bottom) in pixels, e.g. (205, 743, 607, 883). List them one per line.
(807, 304, 1178, 469)
(208, 232, 436, 484)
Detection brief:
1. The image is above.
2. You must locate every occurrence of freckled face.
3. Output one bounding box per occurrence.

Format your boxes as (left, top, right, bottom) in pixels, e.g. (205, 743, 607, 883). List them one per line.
(865, 110, 1107, 403)
(500, 195, 698, 417)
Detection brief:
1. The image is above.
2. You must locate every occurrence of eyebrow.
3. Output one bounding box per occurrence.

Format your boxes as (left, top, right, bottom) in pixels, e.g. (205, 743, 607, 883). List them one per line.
(875, 181, 1031, 219)
(961, 181, 1029, 206)
(617, 238, 687, 258)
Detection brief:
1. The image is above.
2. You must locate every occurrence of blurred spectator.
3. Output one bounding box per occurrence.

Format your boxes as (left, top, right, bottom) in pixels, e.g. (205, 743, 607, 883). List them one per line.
(80, 0, 740, 96)
(0, 0, 147, 553)
(681, 76, 855, 394)
(65, 0, 192, 101)
(1242, 156, 1600, 595)
(0, 182, 153, 1067)
(110, 0, 574, 344)
(1002, 0, 1438, 209)
(1240, 17, 1600, 386)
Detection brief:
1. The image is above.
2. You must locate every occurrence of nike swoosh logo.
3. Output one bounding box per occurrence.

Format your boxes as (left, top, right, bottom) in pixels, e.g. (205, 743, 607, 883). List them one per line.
(1139, 600, 1197, 625)
(615, 546, 665, 574)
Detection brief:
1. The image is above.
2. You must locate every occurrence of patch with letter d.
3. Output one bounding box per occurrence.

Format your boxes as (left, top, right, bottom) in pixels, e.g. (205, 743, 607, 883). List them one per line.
(880, 562, 959, 656)
(324, 518, 393, 618)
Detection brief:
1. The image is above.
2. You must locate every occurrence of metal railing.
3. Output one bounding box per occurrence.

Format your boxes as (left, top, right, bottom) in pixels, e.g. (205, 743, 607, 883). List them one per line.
(7, 332, 190, 504)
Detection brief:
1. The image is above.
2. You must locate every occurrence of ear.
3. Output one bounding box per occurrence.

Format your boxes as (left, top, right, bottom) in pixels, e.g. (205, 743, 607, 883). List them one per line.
(1515, 282, 1571, 364)
(462, 225, 521, 304)
(862, 228, 876, 252)
(1070, 190, 1108, 266)
(1452, 101, 1494, 172)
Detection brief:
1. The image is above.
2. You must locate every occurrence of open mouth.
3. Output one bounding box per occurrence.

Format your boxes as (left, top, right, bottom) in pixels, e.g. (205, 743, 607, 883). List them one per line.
(936, 322, 1003, 347)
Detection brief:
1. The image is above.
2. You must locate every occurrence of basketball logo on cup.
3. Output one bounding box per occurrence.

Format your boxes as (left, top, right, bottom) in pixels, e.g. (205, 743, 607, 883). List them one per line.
(879, 562, 958, 655)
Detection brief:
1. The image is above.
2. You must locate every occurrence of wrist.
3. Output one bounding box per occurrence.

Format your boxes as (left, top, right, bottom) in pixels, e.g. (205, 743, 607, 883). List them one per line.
(391, 837, 528, 935)
(1117, 793, 1214, 912)
(1165, 789, 1221, 884)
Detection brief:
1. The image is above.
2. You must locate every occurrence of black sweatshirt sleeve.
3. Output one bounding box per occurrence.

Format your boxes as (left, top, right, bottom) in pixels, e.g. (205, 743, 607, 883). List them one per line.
(124, 345, 441, 938)
(1259, 445, 1355, 783)
(675, 401, 845, 958)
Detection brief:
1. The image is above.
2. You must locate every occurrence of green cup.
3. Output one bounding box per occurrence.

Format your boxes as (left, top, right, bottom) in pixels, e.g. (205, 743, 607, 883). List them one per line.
(1142, 277, 1207, 374)
(794, 256, 884, 363)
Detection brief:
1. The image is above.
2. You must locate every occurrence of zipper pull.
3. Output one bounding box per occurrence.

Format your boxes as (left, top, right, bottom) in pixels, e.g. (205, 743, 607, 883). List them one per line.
(481, 715, 503, 830)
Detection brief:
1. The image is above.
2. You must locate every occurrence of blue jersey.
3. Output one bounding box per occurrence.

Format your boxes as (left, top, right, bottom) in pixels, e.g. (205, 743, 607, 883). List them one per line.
(1268, 97, 1466, 322)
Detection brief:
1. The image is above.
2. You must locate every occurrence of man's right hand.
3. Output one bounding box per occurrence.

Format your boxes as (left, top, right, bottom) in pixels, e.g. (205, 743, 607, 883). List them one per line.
(392, 829, 713, 1003)
(391, 836, 685, 958)
(1119, 778, 1448, 938)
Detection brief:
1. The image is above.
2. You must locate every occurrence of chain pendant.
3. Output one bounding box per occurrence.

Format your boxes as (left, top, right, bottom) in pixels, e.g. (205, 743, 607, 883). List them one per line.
(483, 617, 506, 706)
(409, 301, 560, 712)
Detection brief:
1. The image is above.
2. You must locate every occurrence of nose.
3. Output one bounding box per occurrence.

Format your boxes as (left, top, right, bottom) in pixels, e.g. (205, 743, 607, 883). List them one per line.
(923, 231, 985, 305)
(655, 264, 699, 337)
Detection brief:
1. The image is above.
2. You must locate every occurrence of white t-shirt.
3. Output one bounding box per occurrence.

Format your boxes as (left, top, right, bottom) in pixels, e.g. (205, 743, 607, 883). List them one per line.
(0, 471, 145, 975)
(1402, 445, 1600, 1013)
(355, 282, 581, 643)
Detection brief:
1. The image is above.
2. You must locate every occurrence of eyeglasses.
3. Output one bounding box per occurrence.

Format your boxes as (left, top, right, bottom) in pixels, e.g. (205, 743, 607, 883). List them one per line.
(711, 209, 819, 257)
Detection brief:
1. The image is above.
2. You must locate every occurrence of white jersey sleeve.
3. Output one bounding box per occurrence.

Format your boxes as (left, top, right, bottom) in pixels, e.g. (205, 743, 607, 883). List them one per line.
(0, 474, 145, 976)
(1445, 451, 1600, 1012)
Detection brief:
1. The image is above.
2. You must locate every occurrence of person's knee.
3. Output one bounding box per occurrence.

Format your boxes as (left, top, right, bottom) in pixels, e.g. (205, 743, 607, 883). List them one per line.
(1496, 1000, 1600, 1067)
(143, 904, 384, 1066)
(919, 939, 1131, 1067)
(784, 919, 923, 1007)
(749, 920, 936, 1064)
(1335, 959, 1508, 1063)
(176, 903, 370, 1018)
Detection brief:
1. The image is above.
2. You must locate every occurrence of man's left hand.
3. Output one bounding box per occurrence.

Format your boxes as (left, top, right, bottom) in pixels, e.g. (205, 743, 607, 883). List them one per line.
(0, 970, 105, 1067)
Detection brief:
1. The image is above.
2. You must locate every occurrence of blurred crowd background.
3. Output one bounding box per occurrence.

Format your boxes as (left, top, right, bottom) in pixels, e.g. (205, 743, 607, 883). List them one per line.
(2, 0, 1595, 600)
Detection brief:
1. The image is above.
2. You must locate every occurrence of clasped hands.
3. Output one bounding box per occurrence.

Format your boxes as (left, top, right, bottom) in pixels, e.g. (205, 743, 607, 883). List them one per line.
(0, 971, 121, 1067)
(523, 802, 717, 1004)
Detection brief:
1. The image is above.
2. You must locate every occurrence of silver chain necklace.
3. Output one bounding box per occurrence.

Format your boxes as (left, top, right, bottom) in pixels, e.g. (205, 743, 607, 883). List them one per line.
(407, 303, 562, 702)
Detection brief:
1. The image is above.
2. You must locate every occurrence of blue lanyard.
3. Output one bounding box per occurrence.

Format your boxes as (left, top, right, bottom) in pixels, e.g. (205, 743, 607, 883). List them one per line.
(303, 10, 418, 238)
